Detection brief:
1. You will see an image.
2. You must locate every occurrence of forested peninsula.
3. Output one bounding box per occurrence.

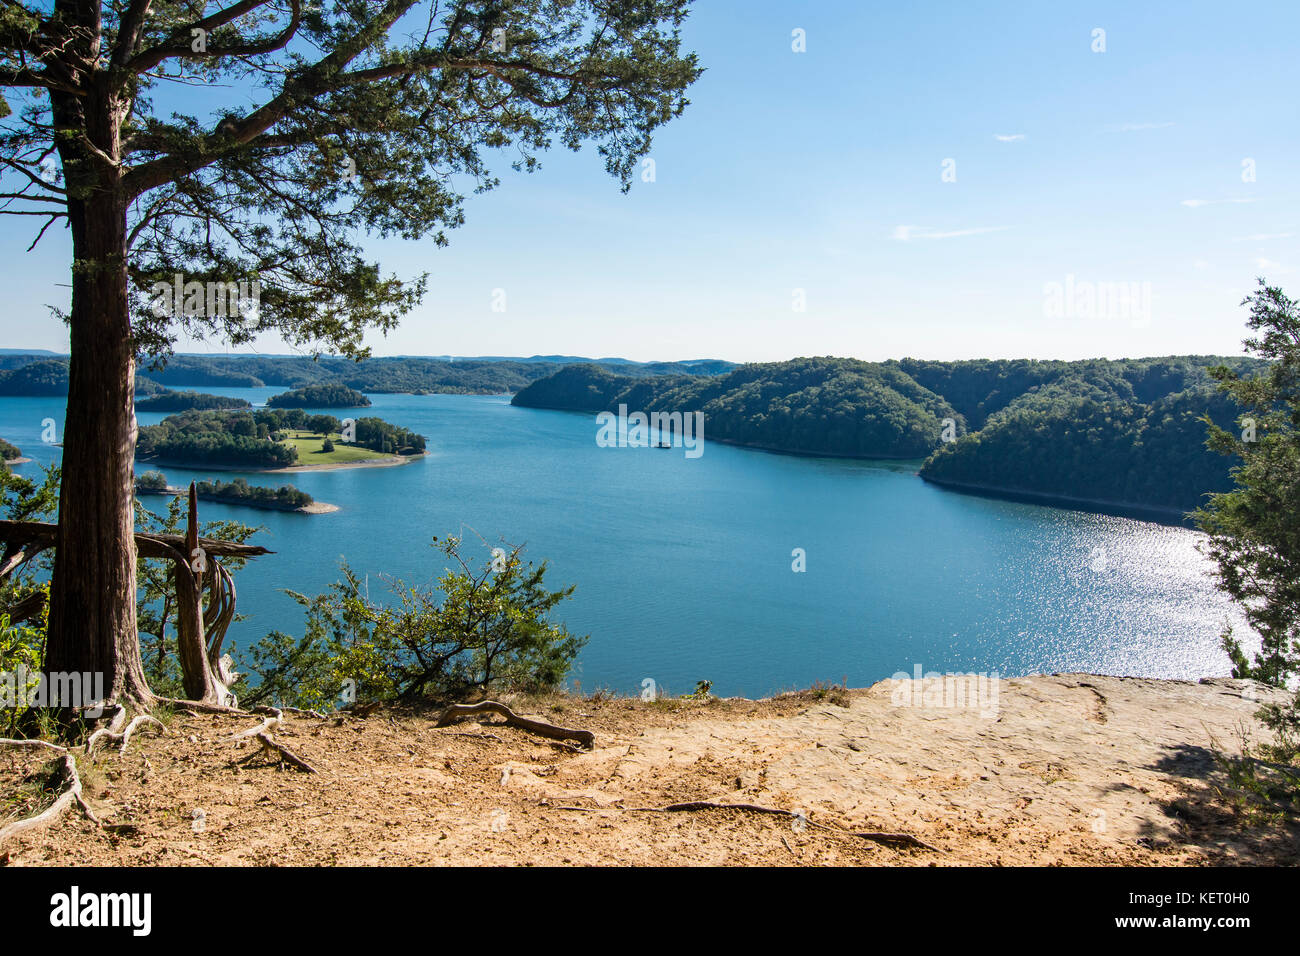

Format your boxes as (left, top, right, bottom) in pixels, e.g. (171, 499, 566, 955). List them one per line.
(511, 356, 1265, 517)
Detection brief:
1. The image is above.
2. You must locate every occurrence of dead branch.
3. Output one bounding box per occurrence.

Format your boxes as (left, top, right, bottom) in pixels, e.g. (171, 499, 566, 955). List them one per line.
(253, 732, 317, 773)
(0, 752, 95, 846)
(436, 701, 595, 749)
(228, 708, 282, 741)
(555, 801, 942, 852)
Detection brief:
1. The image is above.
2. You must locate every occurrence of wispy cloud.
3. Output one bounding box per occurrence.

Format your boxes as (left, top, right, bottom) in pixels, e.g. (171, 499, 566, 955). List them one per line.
(1256, 257, 1291, 273)
(994, 133, 1025, 142)
(1181, 198, 1258, 208)
(1108, 121, 1175, 132)
(1232, 232, 1293, 241)
(891, 225, 1010, 241)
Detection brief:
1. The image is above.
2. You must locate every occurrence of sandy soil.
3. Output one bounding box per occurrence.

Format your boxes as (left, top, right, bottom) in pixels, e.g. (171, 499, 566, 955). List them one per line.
(2, 674, 1295, 866)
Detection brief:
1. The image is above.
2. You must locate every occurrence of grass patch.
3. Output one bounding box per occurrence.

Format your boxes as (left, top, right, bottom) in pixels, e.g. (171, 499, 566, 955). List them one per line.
(278, 430, 394, 465)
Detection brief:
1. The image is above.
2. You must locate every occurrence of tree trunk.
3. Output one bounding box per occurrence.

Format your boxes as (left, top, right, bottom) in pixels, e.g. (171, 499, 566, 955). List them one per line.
(44, 72, 153, 710)
(173, 484, 233, 705)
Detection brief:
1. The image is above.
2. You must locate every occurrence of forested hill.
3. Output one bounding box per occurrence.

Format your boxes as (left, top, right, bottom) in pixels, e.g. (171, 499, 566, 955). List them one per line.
(0, 353, 733, 395)
(513, 358, 963, 458)
(511, 355, 1267, 516)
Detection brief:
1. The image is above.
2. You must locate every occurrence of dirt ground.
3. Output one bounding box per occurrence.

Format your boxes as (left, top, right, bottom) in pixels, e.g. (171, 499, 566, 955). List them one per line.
(2, 673, 1296, 866)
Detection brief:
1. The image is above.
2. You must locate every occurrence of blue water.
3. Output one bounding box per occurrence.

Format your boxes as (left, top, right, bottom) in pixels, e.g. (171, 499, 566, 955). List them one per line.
(1, 390, 1250, 698)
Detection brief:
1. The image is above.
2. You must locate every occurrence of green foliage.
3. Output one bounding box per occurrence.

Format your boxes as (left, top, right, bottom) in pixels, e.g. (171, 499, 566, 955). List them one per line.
(244, 537, 586, 710)
(0, 466, 59, 734)
(195, 477, 313, 510)
(514, 355, 1263, 512)
(267, 384, 371, 409)
(134, 469, 169, 492)
(0, 359, 162, 396)
(136, 389, 252, 412)
(137, 409, 299, 467)
(1194, 281, 1300, 687)
(1189, 280, 1300, 823)
(0, 437, 20, 461)
(921, 384, 1243, 514)
(350, 416, 426, 455)
(513, 358, 962, 457)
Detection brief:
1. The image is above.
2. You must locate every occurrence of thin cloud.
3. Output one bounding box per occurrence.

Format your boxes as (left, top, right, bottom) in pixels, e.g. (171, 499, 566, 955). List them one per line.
(892, 225, 1010, 241)
(1108, 121, 1175, 132)
(994, 133, 1025, 142)
(1181, 198, 1258, 208)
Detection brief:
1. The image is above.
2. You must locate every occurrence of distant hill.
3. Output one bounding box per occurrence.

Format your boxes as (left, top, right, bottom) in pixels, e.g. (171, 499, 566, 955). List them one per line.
(0, 359, 163, 396)
(0, 353, 736, 395)
(513, 355, 1267, 517)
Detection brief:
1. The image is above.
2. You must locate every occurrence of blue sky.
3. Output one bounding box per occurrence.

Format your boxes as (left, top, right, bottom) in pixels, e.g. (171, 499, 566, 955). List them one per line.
(4, 0, 1299, 362)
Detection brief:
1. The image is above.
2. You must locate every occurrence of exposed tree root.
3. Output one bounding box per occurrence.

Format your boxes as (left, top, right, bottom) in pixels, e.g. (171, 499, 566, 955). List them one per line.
(88, 715, 166, 756)
(154, 696, 246, 716)
(84, 705, 128, 755)
(556, 800, 942, 852)
(253, 732, 317, 773)
(0, 748, 98, 847)
(0, 737, 69, 755)
(436, 701, 595, 749)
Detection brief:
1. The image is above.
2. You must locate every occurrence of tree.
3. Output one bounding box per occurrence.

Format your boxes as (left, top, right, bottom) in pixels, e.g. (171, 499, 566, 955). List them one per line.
(2, 0, 699, 707)
(245, 536, 585, 709)
(1195, 279, 1300, 686)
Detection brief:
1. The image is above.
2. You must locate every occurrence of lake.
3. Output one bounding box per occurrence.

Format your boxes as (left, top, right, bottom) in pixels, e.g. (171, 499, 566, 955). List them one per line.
(1, 389, 1251, 698)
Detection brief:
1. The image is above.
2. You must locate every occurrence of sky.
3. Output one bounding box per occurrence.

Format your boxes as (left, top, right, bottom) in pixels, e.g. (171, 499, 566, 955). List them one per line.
(3, 0, 1299, 363)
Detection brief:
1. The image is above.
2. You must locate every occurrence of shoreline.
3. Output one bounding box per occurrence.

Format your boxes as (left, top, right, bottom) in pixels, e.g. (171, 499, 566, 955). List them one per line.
(136, 485, 339, 514)
(137, 450, 426, 474)
(918, 475, 1193, 526)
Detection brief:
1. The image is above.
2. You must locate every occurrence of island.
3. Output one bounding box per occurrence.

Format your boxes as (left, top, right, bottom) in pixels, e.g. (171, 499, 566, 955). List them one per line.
(135, 471, 338, 514)
(0, 437, 31, 466)
(135, 408, 427, 471)
(266, 383, 371, 408)
(135, 389, 252, 412)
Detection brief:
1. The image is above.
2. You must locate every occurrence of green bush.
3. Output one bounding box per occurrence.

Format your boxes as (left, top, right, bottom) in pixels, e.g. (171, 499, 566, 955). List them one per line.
(244, 537, 586, 710)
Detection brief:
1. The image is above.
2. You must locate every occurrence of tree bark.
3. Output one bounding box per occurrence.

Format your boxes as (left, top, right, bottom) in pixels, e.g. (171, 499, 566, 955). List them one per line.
(44, 45, 153, 708)
(173, 484, 233, 705)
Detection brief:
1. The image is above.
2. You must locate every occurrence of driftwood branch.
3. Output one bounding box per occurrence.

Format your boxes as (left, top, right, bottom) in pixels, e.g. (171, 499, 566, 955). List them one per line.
(556, 801, 943, 852)
(253, 732, 317, 773)
(228, 709, 282, 741)
(436, 700, 595, 749)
